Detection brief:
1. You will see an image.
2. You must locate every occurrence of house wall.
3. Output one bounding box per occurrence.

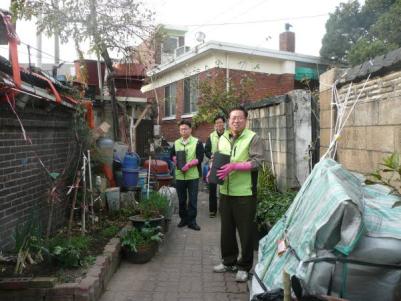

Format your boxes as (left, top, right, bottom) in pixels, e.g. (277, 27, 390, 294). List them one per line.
(147, 67, 294, 143)
(0, 102, 77, 250)
(319, 68, 401, 174)
(143, 51, 295, 92)
(248, 90, 312, 190)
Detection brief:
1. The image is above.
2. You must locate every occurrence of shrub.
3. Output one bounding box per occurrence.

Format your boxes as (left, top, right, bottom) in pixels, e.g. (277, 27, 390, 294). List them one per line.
(121, 223, 163, 253)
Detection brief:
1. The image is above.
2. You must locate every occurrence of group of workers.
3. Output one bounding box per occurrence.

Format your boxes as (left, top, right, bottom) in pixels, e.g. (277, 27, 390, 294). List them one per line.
(170, 106, 264, 283)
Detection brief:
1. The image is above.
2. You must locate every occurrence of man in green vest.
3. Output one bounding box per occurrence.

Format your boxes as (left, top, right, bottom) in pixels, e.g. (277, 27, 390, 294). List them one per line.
(170, 120, 204, 231)
(204, 115, 226, 218)
(212, 107, 264, 282)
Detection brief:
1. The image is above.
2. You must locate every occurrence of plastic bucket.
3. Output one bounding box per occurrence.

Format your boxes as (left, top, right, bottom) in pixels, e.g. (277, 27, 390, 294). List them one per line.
(105, 187, 120, 211)
(122, 152, 140, 170)
(123, 168, 139, 187)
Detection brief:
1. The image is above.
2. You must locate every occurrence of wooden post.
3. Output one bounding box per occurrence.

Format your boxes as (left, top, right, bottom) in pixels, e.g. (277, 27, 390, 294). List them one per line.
(283, 271, 291, 301)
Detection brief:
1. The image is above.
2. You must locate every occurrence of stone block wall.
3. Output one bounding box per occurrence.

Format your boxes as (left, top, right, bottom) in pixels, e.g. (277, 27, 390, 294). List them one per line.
(0, 102, 77, 250)
(319, 68, 401, 174)
(247, 90, 312, 190)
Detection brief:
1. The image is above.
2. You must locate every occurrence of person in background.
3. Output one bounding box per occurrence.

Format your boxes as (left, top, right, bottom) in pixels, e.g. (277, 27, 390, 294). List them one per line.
(212, 106, 264, 282)
(204, 115, 226, 218)
(170, 120, 204, 231)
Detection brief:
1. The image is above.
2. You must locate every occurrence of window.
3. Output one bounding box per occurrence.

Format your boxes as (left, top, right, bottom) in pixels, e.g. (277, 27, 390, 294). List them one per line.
(162, 37, 179, 54)
(164, 83, 176, 117)
(184, 75, 198, 114)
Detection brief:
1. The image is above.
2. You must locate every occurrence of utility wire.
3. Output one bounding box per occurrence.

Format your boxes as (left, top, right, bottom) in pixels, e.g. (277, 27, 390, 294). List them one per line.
(184, 13, 328, 27)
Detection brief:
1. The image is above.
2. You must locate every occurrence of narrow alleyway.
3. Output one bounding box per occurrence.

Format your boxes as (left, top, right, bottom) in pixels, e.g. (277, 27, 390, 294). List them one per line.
(100, 188, 249, 301)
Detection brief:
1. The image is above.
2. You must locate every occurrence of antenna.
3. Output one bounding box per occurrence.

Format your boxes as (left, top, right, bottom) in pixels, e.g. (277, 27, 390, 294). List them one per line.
(195, 31, 206, 44)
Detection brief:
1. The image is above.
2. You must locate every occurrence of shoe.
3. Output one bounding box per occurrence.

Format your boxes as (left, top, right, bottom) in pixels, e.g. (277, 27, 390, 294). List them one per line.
(188, 223, 201, 231)
(235, 270, 248, 282)
(177, 220, 187, 227)
(209, 212, 216, 218)
(213, 263, 237, 273)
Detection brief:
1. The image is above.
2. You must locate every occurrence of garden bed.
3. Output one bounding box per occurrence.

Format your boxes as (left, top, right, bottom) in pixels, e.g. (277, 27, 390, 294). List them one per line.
(0, 213, 129, 301)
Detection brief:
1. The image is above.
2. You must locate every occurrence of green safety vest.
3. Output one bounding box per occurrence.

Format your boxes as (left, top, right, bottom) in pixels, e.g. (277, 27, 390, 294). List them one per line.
(210, 130, 224, 154)
(217, 128, 256, 196)
(174, 136, 199, 180)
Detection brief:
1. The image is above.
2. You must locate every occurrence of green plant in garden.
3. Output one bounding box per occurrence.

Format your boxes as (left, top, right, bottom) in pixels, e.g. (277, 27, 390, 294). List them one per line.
(255, 191, 297, 229)
(255, 163, 297, 229)
(121, 223, 163, 253)
(13, 211, 46, 274)
(100, 225, 120, 238)
(47, 235, 92, 268)
(366, 152, 401, 207)
(138, 192, 169, 219)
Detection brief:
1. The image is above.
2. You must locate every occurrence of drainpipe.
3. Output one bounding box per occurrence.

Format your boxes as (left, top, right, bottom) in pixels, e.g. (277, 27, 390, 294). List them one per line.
(36, 17, 42, 68)
(225, 53, 229, 92)
(53, 0, 60, 68)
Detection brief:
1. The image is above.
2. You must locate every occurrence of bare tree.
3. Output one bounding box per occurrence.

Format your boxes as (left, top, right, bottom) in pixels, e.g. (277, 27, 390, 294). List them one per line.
(12, 0, 155, 139)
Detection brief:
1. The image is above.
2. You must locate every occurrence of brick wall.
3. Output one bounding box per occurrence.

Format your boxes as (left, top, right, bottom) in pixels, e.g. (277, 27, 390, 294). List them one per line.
(319, 68, 401, 174)
(0, 102, 77, 250)
(146, 67, 295, 143)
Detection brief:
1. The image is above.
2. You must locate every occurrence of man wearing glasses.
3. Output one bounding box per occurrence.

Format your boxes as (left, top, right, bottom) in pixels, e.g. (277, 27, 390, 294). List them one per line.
(212, 106, 264, 282)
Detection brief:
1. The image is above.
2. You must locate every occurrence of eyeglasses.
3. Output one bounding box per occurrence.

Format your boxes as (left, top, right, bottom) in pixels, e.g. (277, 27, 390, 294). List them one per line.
(230, 116, 245, 121)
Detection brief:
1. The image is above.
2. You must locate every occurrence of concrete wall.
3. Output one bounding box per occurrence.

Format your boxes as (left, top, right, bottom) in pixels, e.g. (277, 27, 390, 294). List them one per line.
(319, 68, 401, 174)
(247, 90, 312, 190)
(0, 102, 77, 250)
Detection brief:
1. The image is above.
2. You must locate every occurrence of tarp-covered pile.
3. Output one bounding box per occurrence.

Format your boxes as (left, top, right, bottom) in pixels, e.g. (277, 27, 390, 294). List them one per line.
(251, 159, 401, 301)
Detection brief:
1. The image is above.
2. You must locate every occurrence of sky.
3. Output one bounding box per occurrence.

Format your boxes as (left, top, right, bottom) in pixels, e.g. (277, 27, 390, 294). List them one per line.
(0, 0, 348, 66)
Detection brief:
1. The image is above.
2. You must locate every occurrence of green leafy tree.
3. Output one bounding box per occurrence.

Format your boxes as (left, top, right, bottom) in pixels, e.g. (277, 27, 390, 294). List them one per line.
(320, 0, 401, 65)
(193, 70, 255, 125)
(12, 0, 155, 139)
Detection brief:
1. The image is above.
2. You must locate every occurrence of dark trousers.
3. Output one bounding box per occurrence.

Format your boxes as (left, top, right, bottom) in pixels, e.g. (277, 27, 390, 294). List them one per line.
(219, 194, 257, 272)
(176, 179, 199, 226)
(209, 183, 218, 213)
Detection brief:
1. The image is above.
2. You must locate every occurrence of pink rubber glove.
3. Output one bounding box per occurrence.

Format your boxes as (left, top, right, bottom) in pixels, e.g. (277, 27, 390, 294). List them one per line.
(181, 159, 199, 172)
(172, 156, 177, 165)
(217, 162, 252, 180)
(206, 168, 211, 183)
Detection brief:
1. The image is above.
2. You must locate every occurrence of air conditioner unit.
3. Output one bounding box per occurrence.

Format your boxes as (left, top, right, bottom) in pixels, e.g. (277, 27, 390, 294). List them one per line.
(175, 46, 191, 58)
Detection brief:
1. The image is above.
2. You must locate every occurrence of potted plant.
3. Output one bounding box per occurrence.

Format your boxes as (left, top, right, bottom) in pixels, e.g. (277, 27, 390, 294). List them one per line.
(120, 223, 163, 264)
(129, 192, 169, 230)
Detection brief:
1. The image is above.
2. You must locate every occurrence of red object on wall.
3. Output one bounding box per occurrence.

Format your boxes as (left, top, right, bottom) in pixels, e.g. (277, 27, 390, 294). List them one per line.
(143, 159, 169, 174)
(74, 59, 106, 88)
(102, 164, 116, 187)
(83, 101, 95, 129)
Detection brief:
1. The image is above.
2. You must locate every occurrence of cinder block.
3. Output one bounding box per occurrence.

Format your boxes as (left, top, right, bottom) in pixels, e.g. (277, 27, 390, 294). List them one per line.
(353, 101, 379, 126)
(365, 126, 395, 152)
(338, 127, 367, 150)
(378, 99, 401, 126)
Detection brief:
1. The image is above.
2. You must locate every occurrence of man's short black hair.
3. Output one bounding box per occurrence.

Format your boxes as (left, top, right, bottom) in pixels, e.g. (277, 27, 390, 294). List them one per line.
(178, 119, 192, 128)
(213, 115, 226, 123)
(229, 106, 248, 118)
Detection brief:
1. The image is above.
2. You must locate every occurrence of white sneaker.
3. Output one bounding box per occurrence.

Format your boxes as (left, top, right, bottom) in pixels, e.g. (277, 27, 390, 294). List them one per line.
(213, 263, 237, 273)
(235, 270, 248, 282)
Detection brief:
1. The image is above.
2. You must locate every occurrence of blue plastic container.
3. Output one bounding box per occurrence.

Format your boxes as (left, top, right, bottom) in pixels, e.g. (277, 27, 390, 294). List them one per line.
(122, 152, 140, 187)
(123, 169, 139, 187)
(122, 152, 140, 170)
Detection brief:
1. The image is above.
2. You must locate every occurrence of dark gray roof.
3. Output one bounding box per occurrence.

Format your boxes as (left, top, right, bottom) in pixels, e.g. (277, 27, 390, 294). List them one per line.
(339, 47, 401, 85)
(244, 95, 289, 110)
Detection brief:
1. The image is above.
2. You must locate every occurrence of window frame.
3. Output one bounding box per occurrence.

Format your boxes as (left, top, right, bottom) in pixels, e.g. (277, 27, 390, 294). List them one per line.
(183, 75, 199, 114)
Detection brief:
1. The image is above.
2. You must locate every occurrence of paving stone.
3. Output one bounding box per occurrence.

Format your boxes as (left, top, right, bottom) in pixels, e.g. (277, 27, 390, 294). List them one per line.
(100, 190, 249, 301)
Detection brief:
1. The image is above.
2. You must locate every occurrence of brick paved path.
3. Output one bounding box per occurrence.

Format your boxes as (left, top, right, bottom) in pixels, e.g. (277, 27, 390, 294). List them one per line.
(100, 189, 249, 301)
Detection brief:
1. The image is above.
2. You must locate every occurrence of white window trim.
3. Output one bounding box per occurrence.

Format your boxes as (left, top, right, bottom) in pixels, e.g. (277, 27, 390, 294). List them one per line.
(162, 116, 176, 121)
(181, 113, 197, 119)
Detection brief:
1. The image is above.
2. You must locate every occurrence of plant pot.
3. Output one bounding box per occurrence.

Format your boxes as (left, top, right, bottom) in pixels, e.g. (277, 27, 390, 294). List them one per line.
(122, 242, 157, 264)
(128, 215, 164, 230)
